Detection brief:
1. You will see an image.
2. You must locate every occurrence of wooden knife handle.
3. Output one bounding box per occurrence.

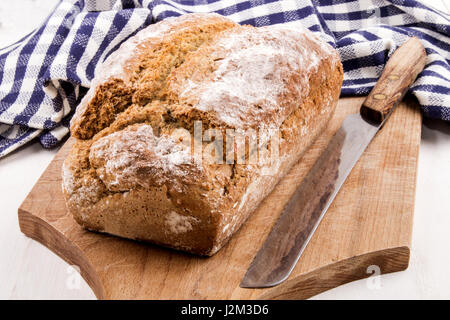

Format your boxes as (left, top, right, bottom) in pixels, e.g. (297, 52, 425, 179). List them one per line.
(360, 37, 426, 124)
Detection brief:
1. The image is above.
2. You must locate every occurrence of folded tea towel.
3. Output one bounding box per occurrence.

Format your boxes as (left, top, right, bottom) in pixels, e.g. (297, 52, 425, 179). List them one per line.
(0, 0, 449, 158)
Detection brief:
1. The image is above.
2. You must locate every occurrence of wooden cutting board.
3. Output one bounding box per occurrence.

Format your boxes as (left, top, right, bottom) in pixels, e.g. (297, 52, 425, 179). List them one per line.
(18, 96, 421, 299)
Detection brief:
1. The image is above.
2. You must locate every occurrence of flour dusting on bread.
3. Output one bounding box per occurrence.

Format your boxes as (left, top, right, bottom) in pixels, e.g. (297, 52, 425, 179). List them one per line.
(89, 124, 199, 192)
(165, 211, 200, 234)
(62, 13, 343, 255)
(191, 26, 321, 128)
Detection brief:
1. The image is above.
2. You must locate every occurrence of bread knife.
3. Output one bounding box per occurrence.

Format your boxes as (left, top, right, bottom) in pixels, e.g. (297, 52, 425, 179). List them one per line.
(240, 37, 427, 288)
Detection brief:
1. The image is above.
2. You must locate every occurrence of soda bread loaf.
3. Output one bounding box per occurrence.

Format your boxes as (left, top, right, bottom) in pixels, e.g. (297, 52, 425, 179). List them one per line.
(62, 13, 343, 255)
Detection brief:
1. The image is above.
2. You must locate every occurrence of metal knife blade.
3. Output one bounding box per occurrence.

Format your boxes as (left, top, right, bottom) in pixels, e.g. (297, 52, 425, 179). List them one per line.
(240, 37, 427, 288)
(240, 115, 378, 288)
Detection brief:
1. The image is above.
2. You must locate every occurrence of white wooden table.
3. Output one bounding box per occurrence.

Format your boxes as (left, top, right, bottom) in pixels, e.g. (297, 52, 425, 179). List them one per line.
(0, 0, 449, 300)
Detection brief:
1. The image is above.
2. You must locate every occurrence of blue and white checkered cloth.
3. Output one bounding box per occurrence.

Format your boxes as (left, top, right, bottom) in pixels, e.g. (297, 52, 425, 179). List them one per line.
(0, 0, 449, 158)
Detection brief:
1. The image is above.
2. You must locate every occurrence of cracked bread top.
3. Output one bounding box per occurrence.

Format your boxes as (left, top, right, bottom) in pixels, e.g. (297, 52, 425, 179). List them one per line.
(63, 13, 342, 216)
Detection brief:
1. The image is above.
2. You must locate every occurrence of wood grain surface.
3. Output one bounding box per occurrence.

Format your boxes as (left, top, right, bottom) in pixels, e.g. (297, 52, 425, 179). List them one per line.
(18, 96, 421, 299)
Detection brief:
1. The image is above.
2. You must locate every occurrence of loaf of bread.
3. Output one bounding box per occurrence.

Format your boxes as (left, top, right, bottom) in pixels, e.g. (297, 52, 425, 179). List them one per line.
(62, 13, 343, 255)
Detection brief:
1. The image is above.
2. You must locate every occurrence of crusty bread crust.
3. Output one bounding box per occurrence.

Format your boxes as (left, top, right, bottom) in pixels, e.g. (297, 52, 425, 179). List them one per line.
(62, 13, 343, 255)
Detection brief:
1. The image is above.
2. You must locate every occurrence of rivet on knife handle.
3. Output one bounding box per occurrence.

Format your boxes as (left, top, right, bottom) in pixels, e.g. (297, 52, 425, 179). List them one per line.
(360, 37, 426, 124)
